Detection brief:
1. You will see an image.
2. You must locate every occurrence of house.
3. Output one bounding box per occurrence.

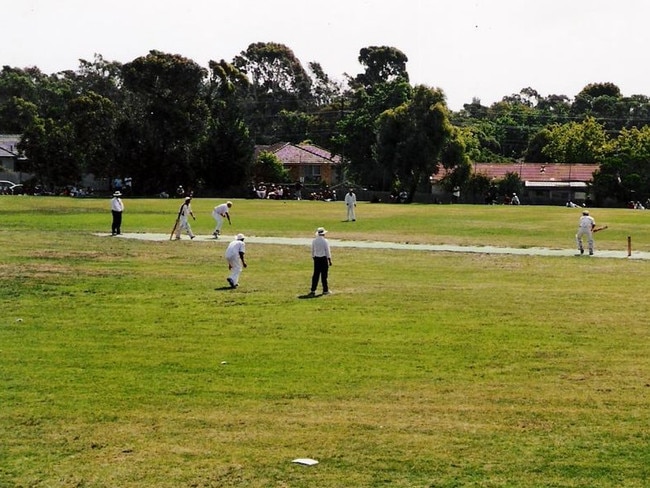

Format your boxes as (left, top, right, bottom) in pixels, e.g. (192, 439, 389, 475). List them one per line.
(0, 134, 32, 184)
(256, 142, 341, 186)
(0, 134, 23, 171)
(433, 162, 600, 205)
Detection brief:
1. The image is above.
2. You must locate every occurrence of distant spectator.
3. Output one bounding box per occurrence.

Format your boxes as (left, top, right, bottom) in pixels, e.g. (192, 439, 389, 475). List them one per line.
(452, 185, 460, 203)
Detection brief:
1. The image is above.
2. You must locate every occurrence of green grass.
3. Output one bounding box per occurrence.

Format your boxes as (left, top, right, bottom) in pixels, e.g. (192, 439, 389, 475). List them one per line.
(1, 196, 649, 487)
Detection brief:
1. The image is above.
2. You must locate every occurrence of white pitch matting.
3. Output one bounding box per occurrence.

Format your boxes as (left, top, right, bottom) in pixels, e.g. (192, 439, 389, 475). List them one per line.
(95, 233, 650, 260)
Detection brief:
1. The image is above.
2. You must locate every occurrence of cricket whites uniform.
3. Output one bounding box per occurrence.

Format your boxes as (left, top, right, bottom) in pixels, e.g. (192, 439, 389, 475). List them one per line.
(225, 236, 246, 287)
(212, 202, 231, 237)
(175, 199, 195, 240)
(345, 191, 357, 221)
(576, 212, 595, 255)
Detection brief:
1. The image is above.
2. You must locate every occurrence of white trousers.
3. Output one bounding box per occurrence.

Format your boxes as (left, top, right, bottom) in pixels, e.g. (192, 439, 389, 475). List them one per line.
(346, 204, 356, 221)
(576, 229, 593, 252)
(175, 218, 194, 238)
(213, 212, 224, 233)
(227, 257, 243, 285)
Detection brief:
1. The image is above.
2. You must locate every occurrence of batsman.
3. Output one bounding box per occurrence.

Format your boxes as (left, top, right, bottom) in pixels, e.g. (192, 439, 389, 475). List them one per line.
(576, 210, 596, 255)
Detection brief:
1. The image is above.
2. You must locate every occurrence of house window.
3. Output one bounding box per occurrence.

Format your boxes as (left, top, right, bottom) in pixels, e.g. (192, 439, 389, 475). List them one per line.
(302, 165, 321, 182)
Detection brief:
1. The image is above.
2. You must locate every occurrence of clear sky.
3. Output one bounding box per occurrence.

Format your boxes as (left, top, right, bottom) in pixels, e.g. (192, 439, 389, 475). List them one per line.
(4, 0, 649, 111)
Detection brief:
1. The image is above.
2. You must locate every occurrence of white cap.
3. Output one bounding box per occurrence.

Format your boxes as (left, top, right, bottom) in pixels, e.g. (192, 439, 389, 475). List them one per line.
(236, 233, 245, 240)
(316, 227, 327, 235)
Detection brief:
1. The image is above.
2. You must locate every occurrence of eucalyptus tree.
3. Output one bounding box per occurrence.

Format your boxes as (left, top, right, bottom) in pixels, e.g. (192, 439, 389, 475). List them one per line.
(0, 66, 46, 132)
(72, 54, 124, 101)
(121, 50, 209, 194)
(351, 45, 409, 91)
(570, 82, 633, 132)
(200, 59, 255, 191)
(542, 116, 608, 163)
(20, 114, 79, 188)
(67, 91, 119, 180)
(593, 125, 650, 204)
(302, 61, 347, 148)
(486, 96, 541, 160)
(233, 42, 313, 143)
(375, 85, 456, 200)
(332, 45, 413, 189)
(10, 68, 88, 188)
(334, 80, 412, 189)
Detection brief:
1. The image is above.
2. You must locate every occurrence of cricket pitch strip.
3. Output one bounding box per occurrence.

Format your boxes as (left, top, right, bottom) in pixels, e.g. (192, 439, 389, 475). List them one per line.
(97, 233, 650, 260)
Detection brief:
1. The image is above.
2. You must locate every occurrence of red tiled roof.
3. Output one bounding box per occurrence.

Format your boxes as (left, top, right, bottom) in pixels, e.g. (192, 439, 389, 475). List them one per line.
(257, 142, 341, 166)
(433, 163, 599, 183)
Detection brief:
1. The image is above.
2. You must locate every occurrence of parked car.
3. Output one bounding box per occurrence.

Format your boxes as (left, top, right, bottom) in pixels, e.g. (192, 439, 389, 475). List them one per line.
(0, 180, 17, 194)
(0, 180, 24, 194)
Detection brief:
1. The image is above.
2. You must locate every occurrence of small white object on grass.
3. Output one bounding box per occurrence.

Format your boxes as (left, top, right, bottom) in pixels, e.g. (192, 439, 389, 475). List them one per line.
(15, 318, 23, 323)
(292, 458, 318, 466)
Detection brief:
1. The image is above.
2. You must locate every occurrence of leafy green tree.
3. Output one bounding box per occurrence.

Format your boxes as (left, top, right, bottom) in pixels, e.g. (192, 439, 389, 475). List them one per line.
(334, 80, 412, 189)
(622, 94, 650, 129)
(593, 125, 650, 205)
(334, 47, 413, 188)
(20, 115, 79, 188)
(351, 46, 409, 91)
(308, 62, 342, 107)
(10, 69, 84, 188)
(496, 172, 523, 198)
(199, 59, 255, 191)
(487, 97, 539, 159)
(571, 82, 631, 132)
(67, 91, 118, 179)
(439, 129, 472, 189)
(233, 42, 313, 143)
(252, 151, 289, 183)
(0, 66, 45, 132)
(304, 62, 348, 148)
(465, 172, 494, 204)
(71, 54, 124, 101)
(375, 85, 455, 200)
(454, 88, 565, 163)
(535, 93, 572, 122)
(542, 116, 608, 163)
(121, 50, 209, 193)
(270, 110, 313, 142)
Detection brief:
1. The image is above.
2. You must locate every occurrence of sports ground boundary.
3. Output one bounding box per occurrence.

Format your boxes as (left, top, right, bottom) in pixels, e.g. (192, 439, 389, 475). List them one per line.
(99, 233, 650, 260)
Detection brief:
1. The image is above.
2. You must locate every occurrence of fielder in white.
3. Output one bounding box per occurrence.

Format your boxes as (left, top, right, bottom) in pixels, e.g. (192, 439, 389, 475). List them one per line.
(212, 201, 232, 238)
(576, 210, 595, 255)
(344, 188, 357, 221)
(225, 233, 247, 288)
(175, 196, 196, 240)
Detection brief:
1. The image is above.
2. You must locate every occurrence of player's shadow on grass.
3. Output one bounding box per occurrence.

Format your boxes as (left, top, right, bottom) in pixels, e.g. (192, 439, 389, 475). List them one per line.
(298, 293, 321, 299)
(216, 286, 237, 291)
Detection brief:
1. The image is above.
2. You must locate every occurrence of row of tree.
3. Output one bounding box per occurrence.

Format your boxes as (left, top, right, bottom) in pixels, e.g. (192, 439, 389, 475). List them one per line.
(2, 43, 650, 203)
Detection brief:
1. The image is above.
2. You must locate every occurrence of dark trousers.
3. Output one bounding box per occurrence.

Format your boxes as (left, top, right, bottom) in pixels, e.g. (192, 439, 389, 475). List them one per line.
(311, 256, 329, 293)
(111, 211, 123, 234)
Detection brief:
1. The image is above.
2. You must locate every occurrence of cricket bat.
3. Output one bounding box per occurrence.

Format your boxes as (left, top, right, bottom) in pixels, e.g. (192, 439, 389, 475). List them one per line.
(593, 225, 608, 233)
(169, 218, 179, 240)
